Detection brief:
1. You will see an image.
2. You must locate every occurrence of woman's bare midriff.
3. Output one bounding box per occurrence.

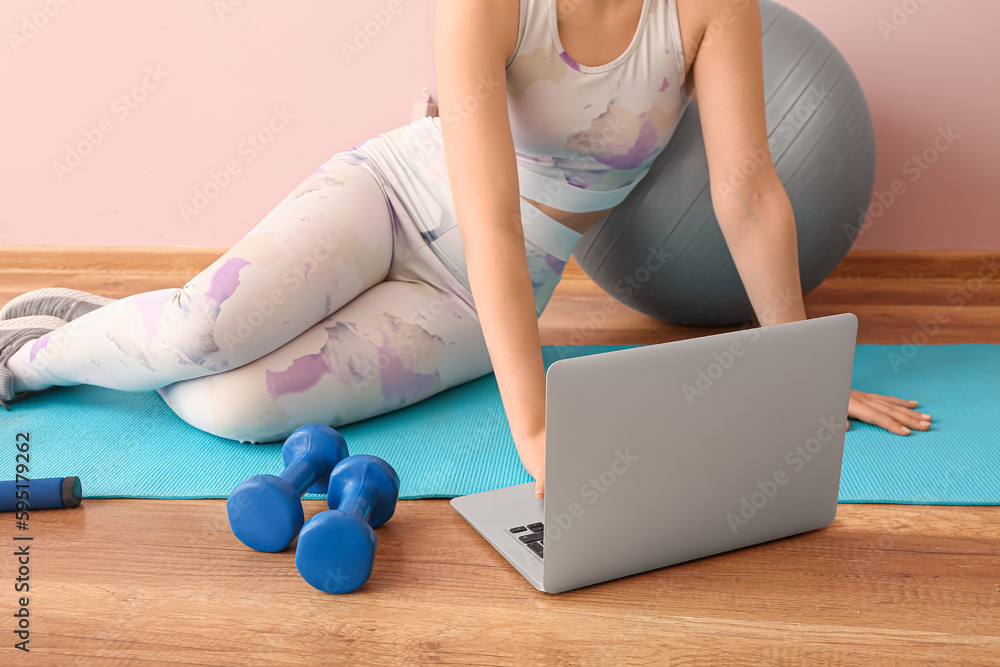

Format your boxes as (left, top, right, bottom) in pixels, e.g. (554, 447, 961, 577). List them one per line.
(520, 196, 614, 236)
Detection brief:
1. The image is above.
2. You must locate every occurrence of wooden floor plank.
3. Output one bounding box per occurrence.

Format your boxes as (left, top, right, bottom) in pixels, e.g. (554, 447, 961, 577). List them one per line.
(2, 247, 999, 665)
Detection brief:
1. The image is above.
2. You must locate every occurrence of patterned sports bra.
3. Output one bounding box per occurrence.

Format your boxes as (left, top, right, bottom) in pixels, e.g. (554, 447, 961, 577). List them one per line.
(506, 0, 691, 212)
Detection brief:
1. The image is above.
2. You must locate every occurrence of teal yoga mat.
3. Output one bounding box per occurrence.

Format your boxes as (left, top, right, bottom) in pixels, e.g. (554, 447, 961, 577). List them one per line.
(5, 345, 999, 504)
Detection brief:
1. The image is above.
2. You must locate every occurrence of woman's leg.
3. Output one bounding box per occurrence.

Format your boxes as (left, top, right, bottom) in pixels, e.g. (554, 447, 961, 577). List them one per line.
(157, 196, 582, 444)
(158, 271, 493, 443)
(6, 153, 397, 396)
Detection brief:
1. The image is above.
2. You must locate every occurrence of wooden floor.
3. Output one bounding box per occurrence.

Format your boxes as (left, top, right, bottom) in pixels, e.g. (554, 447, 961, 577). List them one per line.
(2, 246, 999, 666)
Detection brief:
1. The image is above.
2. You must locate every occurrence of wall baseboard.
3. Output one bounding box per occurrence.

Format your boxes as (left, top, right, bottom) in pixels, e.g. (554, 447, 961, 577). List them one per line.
(1, 245, 995, 281)
(0, 245, 227, 275)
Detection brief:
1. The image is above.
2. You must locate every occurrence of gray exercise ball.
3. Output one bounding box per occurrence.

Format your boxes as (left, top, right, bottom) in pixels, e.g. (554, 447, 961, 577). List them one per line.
(572, 0, 876, 326)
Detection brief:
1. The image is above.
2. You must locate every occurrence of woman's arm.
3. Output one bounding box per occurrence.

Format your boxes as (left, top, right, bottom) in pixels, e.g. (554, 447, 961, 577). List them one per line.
(683, 0, 805, 326)
(435, 0, 547, 493)
(682, 0, 932, 434)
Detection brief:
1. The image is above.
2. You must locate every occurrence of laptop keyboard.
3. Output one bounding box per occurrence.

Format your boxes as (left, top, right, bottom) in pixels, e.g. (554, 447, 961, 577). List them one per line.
(508, 522, 545, 558)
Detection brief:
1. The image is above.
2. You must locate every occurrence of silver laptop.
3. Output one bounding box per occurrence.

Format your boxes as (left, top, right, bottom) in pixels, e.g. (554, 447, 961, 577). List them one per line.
(451, 313, 858, 593)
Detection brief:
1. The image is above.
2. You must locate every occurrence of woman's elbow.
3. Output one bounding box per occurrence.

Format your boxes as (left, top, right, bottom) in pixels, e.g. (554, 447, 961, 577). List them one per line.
(711, 171, 793, 231)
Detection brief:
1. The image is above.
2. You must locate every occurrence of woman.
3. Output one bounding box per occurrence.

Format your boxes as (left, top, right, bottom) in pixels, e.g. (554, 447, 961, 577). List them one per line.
(0, 0, 930, 498)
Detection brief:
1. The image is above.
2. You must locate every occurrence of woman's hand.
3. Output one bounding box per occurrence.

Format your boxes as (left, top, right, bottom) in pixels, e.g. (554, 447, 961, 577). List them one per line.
(848, 390, 933, 436)
(515, 430, 546, 499)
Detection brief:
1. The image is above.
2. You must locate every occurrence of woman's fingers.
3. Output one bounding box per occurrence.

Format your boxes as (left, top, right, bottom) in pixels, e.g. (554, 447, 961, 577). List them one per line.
(848, 389, 933, 436)
(860, 391, 920, 408)
(849, 396, 913, 436)
(870, 401, 933, 430)
(870, 394, 932, 420)
(535, 477, 545, 499)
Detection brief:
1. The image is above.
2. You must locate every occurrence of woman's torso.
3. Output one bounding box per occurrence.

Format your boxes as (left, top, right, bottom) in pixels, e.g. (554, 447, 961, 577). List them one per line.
(505, 0, 694, 235)
(353, 0, 695, 241)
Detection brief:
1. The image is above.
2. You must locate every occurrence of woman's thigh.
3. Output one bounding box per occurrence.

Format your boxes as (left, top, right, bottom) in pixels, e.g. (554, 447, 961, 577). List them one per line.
(157, 276, 492, 443)
(18, 152, 399, 393)
(176, 153, 396, 371)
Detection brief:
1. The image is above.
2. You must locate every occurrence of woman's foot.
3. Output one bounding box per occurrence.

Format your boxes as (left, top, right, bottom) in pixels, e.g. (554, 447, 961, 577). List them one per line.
(0, 287, 115, 322)
(0, 315, 67, 410)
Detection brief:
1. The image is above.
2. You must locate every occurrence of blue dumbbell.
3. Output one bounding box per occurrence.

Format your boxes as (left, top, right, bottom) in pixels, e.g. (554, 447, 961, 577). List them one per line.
(227, 424, 349, 552)
(295, 455, 400, 594)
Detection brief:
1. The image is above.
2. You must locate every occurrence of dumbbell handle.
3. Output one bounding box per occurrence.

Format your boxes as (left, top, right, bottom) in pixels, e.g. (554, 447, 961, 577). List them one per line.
(331, 480, 375, 524)
(280, 455, 327, 495)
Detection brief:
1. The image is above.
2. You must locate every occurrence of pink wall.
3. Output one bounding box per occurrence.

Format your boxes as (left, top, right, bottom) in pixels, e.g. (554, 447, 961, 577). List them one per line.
(0, 0, 437, 248)
(0, 0, 996, 250)
(779, 0, 999, 249)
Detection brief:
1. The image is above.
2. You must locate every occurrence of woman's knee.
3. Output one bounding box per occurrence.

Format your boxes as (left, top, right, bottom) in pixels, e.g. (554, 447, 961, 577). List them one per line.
(158, 371, 299, 444)
(157, 284, 248, 371)
(99, 287, 225, 375)
(116, 283, 258, 375)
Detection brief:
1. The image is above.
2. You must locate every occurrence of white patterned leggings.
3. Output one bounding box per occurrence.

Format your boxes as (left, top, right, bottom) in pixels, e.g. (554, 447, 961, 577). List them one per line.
(13, 148, 584, 443)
